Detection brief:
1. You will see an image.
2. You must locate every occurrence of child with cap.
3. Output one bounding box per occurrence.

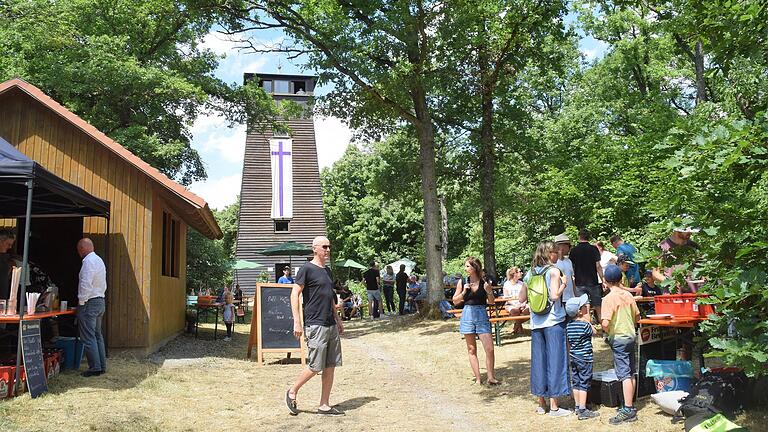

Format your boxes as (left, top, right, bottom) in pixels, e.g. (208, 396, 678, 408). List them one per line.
(601, 264, 641, 425)
(565, 294, 600, 420)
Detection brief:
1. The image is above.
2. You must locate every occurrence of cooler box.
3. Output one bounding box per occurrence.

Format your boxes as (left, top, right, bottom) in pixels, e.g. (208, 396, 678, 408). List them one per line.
(645, 360, 694, 392)
(588, 369, 624, 407)
(54, 337, 84, 370)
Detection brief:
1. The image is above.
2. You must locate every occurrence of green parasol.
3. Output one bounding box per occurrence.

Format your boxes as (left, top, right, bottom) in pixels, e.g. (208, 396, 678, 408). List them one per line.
(259, 241, 313, 256)
(232, 259, 265, 270)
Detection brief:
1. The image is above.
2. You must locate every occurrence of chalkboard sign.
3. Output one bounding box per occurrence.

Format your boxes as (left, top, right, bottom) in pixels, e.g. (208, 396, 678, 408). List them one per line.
(247, 283, 305, 365)
(21, 319, 48, 398)
(260, 287, 300, 349)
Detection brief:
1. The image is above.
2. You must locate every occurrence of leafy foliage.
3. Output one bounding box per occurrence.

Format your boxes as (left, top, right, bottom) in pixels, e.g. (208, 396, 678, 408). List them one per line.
(0, 0, 279, 184)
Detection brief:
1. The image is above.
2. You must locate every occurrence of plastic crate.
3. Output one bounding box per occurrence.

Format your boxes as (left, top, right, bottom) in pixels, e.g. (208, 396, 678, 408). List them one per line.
(654, 294, 715, 318)
(0, 365, 26, 398)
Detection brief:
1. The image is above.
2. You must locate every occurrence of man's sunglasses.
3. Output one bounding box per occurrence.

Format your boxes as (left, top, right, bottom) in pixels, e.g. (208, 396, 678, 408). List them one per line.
(316, 245, 331, 250)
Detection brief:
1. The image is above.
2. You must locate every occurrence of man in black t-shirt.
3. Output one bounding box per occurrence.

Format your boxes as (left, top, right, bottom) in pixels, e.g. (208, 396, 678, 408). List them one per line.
(570, 229, 605, 322)
(363, 262, 383, 319)
(395, 264, 408, 315)
(286, 236, 345, 416)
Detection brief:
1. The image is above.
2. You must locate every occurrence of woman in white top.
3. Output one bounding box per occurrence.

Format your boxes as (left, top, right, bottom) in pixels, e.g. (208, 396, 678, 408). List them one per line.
(502, 266, 527, 334)
(596, 241, 617, 270)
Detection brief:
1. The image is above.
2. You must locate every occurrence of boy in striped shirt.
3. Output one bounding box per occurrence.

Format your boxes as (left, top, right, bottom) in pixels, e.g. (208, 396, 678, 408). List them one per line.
(565, 294, 599, 420)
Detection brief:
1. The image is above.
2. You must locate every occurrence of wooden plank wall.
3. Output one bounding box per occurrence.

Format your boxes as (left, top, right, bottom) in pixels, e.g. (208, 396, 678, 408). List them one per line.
(235, 119, 327, 295)
(149, 194, 187, 350)
(0, 89, 154, 348)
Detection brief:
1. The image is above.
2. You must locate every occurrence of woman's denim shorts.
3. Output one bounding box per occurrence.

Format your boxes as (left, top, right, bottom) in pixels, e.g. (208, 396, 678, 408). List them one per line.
(459, 305, 491, 335)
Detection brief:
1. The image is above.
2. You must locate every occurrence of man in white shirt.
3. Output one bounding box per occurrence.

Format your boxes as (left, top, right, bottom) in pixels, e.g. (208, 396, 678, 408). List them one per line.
(77, 238, 107, 377)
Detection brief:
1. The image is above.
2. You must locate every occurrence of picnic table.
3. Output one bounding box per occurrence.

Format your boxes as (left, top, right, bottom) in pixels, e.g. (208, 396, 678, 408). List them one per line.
(447, 297, 530, 346)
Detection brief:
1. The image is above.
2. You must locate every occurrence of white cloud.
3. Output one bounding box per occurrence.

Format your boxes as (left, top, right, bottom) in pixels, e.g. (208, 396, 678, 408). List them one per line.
(199, 32, 241, 55)
(191, 113, 246, 163)
(189, 173, 243, 211)
(314, 117, 353, 169)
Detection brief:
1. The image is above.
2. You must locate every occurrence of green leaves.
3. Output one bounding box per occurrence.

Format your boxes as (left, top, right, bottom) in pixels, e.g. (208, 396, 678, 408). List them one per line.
(0, 0, 277, 185)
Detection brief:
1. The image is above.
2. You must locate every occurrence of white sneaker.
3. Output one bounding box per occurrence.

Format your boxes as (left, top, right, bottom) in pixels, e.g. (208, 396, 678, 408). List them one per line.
(223, 337, 231, 341)
(548, 408, 572, 418)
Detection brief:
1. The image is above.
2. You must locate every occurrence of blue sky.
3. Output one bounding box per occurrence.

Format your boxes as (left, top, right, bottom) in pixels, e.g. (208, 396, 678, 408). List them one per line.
(188, 23, 608, 211)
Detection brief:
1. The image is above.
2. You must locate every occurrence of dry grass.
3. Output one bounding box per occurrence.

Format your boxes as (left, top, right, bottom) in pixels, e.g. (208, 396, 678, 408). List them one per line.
(1, 317, 766, 432)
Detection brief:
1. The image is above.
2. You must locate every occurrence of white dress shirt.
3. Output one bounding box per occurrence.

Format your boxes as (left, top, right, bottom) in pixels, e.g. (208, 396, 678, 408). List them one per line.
(79, 251, 107, 305)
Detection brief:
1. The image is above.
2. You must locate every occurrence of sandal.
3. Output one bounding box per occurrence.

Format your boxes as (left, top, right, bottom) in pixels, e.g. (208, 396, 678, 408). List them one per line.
(317, 406, 345, 416)
(285, 389, 298, 416)
(487, 380, 501, 386)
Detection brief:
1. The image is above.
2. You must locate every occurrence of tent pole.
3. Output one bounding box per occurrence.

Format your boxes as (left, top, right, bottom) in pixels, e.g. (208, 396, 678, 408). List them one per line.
(104, 215, 110, 358)
(12, 179, 33, 395)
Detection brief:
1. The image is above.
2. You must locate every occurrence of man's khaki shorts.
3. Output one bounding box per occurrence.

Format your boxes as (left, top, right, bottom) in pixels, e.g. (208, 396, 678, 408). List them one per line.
(304, 324, 342, 372)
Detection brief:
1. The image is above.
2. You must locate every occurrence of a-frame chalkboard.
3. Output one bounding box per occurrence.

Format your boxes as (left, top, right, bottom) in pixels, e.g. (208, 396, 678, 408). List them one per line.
(247, 283, 306, 365)
(21, 319, 48, 398)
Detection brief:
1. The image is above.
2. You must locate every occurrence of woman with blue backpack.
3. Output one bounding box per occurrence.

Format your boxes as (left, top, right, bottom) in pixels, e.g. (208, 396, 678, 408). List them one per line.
(452, 256, 500, 386)
(519, 241, 572, 417)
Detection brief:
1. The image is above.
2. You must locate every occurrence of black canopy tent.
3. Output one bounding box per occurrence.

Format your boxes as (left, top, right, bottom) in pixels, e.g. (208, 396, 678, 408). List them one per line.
(0, 136, 110, 396)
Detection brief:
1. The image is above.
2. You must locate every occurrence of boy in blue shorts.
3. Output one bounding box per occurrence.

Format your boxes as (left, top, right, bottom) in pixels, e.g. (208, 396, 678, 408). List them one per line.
(601, 264, 641, 425)
(565, 294, 600, 420)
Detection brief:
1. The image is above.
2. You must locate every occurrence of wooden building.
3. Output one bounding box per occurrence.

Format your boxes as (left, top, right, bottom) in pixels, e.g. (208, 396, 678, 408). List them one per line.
(0, 78, 222, 354)
(235, 73, 326, 294)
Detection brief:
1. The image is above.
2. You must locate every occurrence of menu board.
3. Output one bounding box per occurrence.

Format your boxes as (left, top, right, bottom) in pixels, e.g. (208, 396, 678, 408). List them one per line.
(21, 319, 48, 398)
(247, 283, 305, 365)
(259, 287, 300, 349)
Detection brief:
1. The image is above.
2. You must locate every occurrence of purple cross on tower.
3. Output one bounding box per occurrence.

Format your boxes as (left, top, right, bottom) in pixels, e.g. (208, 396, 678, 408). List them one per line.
(271, 141, 292, 217)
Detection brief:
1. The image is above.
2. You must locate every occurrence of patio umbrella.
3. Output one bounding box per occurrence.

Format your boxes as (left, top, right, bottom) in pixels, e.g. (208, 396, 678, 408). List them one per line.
(383, 258, 417, 276)
(334, 259, 367, 270)
(259, 241, 313, 268)
(233, 259, 265, 270)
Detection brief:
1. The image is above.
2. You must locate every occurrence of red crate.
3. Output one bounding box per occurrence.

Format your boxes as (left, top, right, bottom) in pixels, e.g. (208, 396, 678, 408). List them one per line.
(0, 365, 26, 398)
(654, 294, 715, 318)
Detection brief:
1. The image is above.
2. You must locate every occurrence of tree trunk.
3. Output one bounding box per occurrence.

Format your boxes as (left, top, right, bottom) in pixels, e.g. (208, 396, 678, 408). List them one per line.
(412, 88, 444, 306)
(694, 40, 707, 105)
(478, 45, 497, 281)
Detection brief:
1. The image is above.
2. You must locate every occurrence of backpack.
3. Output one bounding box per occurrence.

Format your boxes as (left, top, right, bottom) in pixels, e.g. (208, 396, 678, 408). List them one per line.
(527, 265, 553, 315)
(674, 370, 749, 427)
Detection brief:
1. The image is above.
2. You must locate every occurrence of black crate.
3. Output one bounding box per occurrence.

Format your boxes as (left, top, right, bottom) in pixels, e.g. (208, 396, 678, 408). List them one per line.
(588, 370, 625, 408)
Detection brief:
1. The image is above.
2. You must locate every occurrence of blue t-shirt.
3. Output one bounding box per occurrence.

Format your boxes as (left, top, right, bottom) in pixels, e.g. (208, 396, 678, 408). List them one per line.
(278, 275, 295, 284)
(616, 243, 641, 285)
(566, 320, 594, 361)
(524, 266, 566, 329)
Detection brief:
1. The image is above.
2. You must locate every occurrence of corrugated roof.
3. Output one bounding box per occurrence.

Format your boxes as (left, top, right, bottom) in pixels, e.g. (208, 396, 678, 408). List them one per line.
(0, 78, 223, 239)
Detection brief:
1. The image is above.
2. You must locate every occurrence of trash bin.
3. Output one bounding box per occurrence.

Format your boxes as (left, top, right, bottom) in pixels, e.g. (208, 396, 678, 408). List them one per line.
(645, 359, 694, 392)
(53, 337, 84, 370)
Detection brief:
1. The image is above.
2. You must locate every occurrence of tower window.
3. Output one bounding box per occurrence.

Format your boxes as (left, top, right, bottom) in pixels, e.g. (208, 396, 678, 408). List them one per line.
(274, 220, 290, 232)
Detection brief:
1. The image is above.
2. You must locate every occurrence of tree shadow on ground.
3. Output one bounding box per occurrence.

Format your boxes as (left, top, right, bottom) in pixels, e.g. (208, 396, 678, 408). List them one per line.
(337, 396, 379, 411)
(476, 356, 654, 412)
(44, 358, 160, 394)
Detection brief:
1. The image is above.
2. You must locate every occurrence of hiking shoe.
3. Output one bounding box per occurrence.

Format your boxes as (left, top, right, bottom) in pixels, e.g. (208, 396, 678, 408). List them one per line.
(609, 407, 637, 425)
(548, 408, 572, 418)
(578, 409, 600, 420)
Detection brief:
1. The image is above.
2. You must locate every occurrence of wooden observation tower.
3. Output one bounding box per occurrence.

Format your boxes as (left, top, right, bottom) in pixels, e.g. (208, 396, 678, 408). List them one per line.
(235, 73, 327, 294)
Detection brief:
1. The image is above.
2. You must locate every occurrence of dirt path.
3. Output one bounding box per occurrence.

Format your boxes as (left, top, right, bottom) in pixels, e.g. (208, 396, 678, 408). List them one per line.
(1, 316, 766, 431)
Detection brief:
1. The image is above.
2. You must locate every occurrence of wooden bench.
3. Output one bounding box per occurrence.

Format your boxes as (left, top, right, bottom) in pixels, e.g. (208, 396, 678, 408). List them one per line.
(447, 306, 530, 346)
